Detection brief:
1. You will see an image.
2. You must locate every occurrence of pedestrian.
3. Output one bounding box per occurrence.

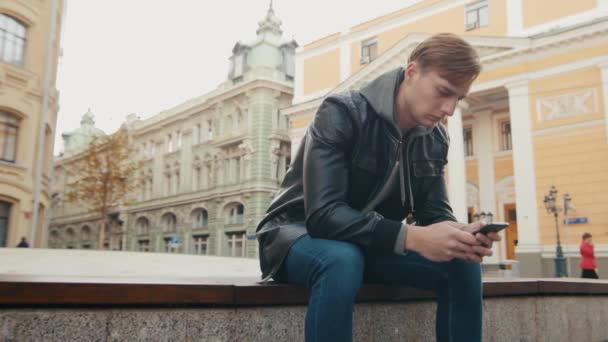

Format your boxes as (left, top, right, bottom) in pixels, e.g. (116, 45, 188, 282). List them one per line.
(256, 33, 500, 341)
(16, 236, 29, 248)
(580, 232, 599, 279)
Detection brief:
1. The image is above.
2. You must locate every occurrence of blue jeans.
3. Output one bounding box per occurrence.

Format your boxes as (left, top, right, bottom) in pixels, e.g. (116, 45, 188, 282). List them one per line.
(274, 235, 482, 342)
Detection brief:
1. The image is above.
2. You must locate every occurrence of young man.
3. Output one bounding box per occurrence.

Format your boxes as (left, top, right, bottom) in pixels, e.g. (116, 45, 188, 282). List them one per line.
(256, 33, 501, 341)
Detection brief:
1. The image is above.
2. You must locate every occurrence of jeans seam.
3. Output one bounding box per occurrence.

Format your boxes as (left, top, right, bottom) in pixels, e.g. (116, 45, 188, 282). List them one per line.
(448, 285, 453, 342)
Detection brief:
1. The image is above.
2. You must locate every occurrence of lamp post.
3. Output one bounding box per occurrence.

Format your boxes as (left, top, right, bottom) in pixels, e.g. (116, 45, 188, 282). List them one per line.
(473, 211, 493, 224)
(543, 185, 568, 277)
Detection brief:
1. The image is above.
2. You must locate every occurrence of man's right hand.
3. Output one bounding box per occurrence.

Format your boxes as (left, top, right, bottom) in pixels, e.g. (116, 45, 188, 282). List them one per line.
(405, 221, 486, 263)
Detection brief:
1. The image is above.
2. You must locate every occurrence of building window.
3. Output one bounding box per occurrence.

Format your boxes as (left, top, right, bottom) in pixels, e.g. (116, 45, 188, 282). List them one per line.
(65, 227, 76, 245)
(192, 234, 208, 255)
(164, 236, 179, 253)
(82, 243, 91, 249)
(0, 112, 19, 162)
(191, 209, 208, 229)
(0, 14, 27, 66)
(226, 231, 245, 257)
(206, 119, 213, 141)
(136, 217, 150, 234)
(138, 239, 150, 252)
(49, 230, 60, 247)
(149, 140, 155, 156)
(81, 225, 92, 241)
(228, 158, 240, 184)
(0, 201, 10, 247)
(500, 120, 512, 151)
(360, 37, 378, 64)
(167, 134, 173, 152)
(176, 130, 182, 149)
(165, 173, 171, 196)
(162, 213, 177, 233)
(225, 203, 244, 225)
(463, 127, 474, 157)
(465, 0, 488, 30)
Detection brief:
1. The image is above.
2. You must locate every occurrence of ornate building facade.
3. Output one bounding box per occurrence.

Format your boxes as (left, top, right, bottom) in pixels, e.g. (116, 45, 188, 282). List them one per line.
(0, 0, 64, 248)
(49, 4, 296, 258)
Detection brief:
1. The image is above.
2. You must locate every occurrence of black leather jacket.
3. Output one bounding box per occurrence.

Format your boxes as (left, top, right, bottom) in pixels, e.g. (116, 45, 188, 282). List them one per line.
(256, 67, 456, 280)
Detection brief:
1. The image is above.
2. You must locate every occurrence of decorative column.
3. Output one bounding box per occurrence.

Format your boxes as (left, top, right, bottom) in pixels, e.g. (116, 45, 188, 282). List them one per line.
(447, 104, 468, 223)
(152, 140, 163, 197)
(474, 110, 499, 263)
(507, 80, 542, 277)
(181, 129, 193, 192)
(506, 0, 524, 36)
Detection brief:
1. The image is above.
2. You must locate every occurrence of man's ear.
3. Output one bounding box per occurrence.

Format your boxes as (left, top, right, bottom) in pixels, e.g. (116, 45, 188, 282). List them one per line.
(404, 62, 418, 81)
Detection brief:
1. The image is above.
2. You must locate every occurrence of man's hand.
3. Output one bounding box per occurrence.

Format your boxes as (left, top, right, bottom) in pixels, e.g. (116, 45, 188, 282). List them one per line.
(463, 221, 502, 258)
(406, 221, 489, 263)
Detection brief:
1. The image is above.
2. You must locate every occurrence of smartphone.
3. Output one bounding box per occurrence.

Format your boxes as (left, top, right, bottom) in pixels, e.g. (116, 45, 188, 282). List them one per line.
(472, 222, 509, 235)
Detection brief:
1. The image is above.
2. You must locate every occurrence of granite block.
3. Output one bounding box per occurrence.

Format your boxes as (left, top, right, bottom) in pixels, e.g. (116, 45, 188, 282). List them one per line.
(108, 309, 187, 341)
(0, 309, 108, 342)
(183, 309, 239, 342)
(483, 297, 537, 342)
(232, 306, 305, 342)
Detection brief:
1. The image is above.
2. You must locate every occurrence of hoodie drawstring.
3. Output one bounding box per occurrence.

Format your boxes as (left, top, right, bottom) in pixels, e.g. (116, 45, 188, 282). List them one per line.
(398, 141, 406, 208)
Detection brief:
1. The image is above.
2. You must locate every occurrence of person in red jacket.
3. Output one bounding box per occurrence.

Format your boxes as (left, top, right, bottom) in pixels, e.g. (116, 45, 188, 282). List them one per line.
(580, 232, 599, 279)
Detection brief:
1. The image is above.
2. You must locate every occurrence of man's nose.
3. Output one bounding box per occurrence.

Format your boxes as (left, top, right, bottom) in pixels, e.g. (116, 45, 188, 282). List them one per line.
(441, 98, 459, 116)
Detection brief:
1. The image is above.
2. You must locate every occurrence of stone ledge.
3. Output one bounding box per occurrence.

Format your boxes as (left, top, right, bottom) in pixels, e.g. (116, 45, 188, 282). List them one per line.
(2, 274, 607, 307)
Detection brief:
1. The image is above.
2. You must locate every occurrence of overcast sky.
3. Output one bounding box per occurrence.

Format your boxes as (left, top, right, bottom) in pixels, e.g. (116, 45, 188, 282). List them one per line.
(55, 0, 419, 153)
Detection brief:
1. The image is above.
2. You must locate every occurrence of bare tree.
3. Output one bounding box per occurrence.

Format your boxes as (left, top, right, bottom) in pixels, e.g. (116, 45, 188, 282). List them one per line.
(65, 127, 142, 250)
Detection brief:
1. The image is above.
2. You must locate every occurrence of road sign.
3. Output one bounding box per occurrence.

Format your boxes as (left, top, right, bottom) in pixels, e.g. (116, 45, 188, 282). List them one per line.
(564, 217, 588, 225)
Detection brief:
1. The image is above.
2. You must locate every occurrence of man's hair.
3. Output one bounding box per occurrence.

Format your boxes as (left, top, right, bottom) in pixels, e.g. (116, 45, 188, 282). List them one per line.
(582, 232, 592, 240)
(408, 33, 481, 87)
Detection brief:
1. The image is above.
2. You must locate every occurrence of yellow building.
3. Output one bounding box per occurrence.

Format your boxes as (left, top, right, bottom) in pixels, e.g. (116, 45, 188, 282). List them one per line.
(0, 0, 64, 248)
(284, 0, 608, 277)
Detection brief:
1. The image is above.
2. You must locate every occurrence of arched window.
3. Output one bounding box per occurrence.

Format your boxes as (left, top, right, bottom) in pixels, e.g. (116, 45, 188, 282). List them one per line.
(65, 227, 76, 243)
(0, 112, 19, 162)
(0, 201, 10, 247)
(65, 228, 76, 249)
(191, 208, 208, 229)
(161, 213, 177, 233)
(0, 14, 27, 65)
(224, 203, 244, 225)
(50, 230, 60, 243)
(135, 217, 150, 235)
(81, 225, 92, 240)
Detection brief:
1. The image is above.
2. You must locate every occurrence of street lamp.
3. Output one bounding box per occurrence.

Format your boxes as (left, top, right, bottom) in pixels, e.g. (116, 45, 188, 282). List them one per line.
(543, 185, 568, 277)
(473, 211, 493, 223)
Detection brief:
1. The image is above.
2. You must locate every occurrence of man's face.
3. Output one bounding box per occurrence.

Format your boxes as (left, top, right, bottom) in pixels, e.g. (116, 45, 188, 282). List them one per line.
(400, 64, 469, 129)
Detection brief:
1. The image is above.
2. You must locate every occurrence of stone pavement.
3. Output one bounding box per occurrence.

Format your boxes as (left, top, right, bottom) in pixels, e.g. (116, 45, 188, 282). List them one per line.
(0, 247, 262, 281)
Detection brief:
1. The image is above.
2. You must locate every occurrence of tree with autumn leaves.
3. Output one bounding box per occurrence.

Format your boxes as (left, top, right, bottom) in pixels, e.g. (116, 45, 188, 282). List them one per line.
(65, 127, 142, 250)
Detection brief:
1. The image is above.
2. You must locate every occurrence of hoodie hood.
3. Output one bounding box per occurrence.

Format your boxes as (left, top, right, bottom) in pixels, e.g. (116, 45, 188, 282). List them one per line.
(359, 66, 433, 138)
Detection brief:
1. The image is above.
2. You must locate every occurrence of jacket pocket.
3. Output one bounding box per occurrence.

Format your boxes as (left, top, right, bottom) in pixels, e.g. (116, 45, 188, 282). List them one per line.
(413, 159, 445, 177)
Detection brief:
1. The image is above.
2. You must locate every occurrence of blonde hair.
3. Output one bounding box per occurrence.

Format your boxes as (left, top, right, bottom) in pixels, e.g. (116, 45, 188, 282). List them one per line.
(408, 33, 481, 87)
